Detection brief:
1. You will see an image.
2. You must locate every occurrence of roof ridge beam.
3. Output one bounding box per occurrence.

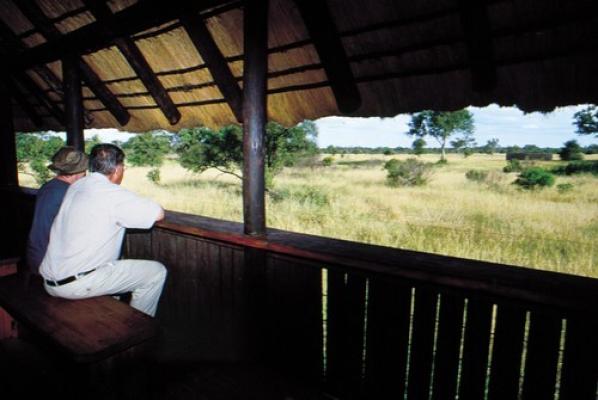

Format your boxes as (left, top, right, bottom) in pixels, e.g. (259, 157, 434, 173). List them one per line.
(83, 0, 181, 125)
(458, 0, 497, 92)
(293, 0, 361, 114)
(16, 0, 130, 126)
(180, 14, 243, 122)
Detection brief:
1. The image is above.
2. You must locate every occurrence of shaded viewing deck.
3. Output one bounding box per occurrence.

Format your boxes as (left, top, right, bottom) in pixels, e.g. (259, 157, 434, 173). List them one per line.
(1, 186, 596, 399)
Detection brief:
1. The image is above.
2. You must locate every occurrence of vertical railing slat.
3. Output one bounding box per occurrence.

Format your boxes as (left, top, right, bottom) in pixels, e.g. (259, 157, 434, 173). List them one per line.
(326, 269, 367, 398)
(364, 278, 412, 398)
(459, 299, 492, 400)
(559, 316, 598, 400)
(265, 256, 322, 381)
(407, 287, 437, 400)
(487, 304, 526, 400)
(521, 312, 562, 399)
(432, 293, 465, 400)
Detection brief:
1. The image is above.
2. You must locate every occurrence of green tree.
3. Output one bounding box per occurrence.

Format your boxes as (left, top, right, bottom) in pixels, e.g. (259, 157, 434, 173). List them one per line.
(482, 138, 499, 154)
(573, 105, 598, 137)
(123, 132, 171, 167)
(122, 132, 171, 183)
(558, 140, 584, 161)
(411, 138, 426, 156)
(85, 135, 102, 153)
(451, 130, 476, 158)
(15, 133, 66, 185)
(407, 110, 474, 161)
(175, 122, 318, 187)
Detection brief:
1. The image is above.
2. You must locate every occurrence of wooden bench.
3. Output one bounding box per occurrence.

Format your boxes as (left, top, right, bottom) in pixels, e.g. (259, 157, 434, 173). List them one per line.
(0, 267, 159, 364)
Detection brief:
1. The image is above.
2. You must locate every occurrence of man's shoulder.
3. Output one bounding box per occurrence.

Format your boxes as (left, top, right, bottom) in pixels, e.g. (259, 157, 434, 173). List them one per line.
(38, 178, 68, 197)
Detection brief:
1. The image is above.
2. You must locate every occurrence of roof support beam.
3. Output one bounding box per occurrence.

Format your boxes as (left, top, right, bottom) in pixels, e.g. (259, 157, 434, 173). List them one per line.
(0, 82, 18, 187)
(293, 0, 361, 114)
(63, 55, 85, 151)
(180, 14, 244, 122)
(16, 0, 130, 126)
(83, 0, 181, 125)
(242, 0, 268, 237)
(458, 0, 497, 92)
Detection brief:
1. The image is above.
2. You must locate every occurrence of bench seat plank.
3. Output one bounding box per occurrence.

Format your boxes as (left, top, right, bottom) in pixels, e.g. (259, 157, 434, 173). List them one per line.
(0, 274, 159, 363)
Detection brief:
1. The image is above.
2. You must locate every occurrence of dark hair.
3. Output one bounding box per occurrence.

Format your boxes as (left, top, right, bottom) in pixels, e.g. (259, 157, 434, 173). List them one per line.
(89, 143, 125, 175)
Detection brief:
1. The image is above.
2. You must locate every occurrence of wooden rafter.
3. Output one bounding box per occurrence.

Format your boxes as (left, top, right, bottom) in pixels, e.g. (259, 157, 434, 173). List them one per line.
(6, 80, 43, 128)
(16, 0, 130, 126)
(0, 20, 63, 105)
(293, 0, 361, 114)
(458, 0, 497, 92)
(83, 0, 180, 125)
(180, 14, 243, 122)
(6, 80, 43, 127)
(10, 0, 228, 74)
(15, 72, 64, 124)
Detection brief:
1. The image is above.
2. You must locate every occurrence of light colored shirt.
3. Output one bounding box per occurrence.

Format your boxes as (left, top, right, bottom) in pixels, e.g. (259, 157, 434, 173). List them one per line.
(40, 172, 162, 281)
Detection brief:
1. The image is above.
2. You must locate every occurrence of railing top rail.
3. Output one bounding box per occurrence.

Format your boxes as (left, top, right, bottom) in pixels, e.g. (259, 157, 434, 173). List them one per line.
(157, 211, 598, 313)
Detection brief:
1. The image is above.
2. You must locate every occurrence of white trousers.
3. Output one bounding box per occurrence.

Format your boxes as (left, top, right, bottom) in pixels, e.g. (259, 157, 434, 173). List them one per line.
(44, 259, 167, 317)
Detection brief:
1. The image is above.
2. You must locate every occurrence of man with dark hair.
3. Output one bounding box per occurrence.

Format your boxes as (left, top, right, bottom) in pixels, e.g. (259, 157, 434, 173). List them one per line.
(40, 143, 167, 317)
(27, 146, 88, 274)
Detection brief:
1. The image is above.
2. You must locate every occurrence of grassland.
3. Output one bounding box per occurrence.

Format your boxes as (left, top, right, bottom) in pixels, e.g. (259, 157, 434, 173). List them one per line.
(18, 154, 598, 278)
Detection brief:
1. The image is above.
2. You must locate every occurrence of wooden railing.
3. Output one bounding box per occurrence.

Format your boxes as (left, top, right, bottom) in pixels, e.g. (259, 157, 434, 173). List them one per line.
(2, 187, 597, 399)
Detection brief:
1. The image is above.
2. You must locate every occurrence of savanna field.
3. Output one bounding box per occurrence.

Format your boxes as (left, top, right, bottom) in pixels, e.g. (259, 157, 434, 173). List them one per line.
(19, 153, 598, 278)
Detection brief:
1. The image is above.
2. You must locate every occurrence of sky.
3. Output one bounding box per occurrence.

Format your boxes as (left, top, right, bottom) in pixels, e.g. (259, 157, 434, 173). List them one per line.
(45, 104, 596, 148)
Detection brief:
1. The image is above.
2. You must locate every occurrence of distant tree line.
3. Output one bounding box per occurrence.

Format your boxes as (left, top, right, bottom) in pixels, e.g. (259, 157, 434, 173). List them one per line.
(321, 143, 598, 155)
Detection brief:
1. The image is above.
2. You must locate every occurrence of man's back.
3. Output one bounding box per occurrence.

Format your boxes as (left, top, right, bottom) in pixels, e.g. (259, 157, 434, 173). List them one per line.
(40, 172, 161, 282)
(26, 178, 69, 272)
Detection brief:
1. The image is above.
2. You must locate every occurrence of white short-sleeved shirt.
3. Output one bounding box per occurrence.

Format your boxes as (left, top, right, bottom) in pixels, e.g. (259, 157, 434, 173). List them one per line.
(40, 172, 162, 281)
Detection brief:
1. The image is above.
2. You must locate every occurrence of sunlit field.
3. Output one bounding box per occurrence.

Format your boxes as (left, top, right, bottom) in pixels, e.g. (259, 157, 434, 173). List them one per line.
(19, 154, 598, 278)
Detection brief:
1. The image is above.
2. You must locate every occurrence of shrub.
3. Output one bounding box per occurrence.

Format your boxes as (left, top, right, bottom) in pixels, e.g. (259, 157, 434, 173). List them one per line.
(147, 168, 161, 184)
(465, 169, 488, 182)
(503, 159, 523, 173)
(384, 158, 433, 187)
(322, 156, 334, 167)
(514, 167, 555, 189)
(557, 183, 574, 194)
(270, 186, 331, 207)
(551, 160, 598, 176)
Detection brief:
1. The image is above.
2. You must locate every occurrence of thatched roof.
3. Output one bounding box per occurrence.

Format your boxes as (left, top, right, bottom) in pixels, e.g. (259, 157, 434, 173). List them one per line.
(2, 0, 598, 133)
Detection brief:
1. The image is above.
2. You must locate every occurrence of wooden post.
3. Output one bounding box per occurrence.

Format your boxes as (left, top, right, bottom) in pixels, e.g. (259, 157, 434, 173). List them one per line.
(63, 54, 85, 151)
(242, 0, 268, 236)
(0, 82, 18, 187)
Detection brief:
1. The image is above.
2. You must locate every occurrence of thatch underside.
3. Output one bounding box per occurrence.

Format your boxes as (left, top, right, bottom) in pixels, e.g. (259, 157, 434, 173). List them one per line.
(2, 0, 598, 133)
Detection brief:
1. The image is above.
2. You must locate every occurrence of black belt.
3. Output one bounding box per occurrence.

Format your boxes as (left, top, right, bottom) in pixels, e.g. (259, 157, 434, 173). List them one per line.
(44, 269, 96, 287)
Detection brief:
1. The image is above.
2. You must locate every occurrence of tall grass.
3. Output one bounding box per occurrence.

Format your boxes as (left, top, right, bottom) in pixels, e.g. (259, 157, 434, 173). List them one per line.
(18, 154, 598, 278)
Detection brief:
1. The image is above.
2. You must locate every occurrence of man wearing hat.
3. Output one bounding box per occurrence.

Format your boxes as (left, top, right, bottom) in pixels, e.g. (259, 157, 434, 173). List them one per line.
(26, 146, 88, 274)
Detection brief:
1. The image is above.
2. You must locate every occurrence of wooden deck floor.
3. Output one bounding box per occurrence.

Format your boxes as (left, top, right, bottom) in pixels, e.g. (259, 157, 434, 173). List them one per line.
(0, 328, 325, 400)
